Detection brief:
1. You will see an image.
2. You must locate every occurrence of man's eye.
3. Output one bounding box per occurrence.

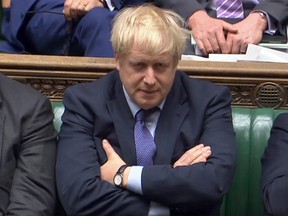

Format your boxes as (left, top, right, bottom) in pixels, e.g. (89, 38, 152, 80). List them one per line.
(132, 63, 145, 69)
(155, 63, 168, 70)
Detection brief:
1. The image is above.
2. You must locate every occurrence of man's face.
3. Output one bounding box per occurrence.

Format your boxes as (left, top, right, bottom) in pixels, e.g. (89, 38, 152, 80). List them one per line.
(116, 49, 177, 110)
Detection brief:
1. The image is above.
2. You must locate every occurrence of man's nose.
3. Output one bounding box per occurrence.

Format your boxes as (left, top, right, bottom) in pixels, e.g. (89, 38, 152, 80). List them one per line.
(143, 68, 156, 85)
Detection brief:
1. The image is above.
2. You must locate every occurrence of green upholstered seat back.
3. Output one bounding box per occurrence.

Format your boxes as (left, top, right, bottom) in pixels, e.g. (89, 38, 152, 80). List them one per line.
(52, 101, 65, 133)
(221, 108, 287, 216)
(51, 102, 288, 216)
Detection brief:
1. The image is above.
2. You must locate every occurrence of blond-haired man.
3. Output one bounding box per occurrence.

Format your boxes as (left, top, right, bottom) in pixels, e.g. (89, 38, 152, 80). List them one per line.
(56, 4, 236, 216)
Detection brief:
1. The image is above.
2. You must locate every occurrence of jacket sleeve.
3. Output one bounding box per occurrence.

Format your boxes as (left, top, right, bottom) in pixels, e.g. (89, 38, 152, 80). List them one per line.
(254, 0, 288, 35)
(7, 96, 57, 215)
(151, 0, 205, 20)
(261, 113, 288, 216)
(56, 87, 149, 216)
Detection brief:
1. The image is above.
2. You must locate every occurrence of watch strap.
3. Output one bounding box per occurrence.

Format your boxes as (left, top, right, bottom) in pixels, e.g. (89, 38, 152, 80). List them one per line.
(114, 164, 128, 187)
(117, 164, 128, 175)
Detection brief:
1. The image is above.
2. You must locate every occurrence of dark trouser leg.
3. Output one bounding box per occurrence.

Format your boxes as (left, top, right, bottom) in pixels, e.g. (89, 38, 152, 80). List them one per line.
(70, 8, 117, 57)
(24, 1, 67, 55)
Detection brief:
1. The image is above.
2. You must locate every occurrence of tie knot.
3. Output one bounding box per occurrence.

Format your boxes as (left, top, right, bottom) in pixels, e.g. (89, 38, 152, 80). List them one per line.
(135, 107, 158, 122)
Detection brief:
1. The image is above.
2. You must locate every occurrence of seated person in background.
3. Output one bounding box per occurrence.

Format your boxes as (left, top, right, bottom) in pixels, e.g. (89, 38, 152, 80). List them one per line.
(0, 73, 57, 215)
(261, 113, 288, 216)
(0, 0, 147, 57)
(153, 0, 288, 56)
(56, 4, 236, 216)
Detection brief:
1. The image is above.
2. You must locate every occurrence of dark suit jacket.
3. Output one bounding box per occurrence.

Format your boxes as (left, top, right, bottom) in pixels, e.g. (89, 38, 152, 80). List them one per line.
(0, 74, 57, 215)
(262, 113, 288, 216)
(0, 0, 37, 52)
(0, 0, 66, 54)
(153, 0, 288, 35)
(56, 70, 236, 216)
(0, 0, 143, 55)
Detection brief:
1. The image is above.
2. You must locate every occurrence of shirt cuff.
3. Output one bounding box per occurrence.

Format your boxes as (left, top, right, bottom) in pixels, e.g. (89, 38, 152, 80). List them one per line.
(251, 10, 277, 35)
(127, 166, 143, 195)
(104, 0, 115, 11)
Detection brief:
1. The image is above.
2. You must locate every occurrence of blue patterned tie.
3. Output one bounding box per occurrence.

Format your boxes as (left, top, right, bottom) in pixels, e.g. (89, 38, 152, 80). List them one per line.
(216, 0, 244, 18)
(134, 109, 157, 166)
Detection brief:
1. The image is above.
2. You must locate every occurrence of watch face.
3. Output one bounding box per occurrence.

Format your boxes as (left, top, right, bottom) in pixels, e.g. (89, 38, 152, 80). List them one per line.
(114, 174, 122, 186)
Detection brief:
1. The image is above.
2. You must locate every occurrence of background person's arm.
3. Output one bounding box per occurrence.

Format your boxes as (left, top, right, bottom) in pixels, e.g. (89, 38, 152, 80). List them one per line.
(7, 96, 57, 215)
(262, 113, 288, 216)
(254, 0, 288, 35)
(151, 0, 205, 20)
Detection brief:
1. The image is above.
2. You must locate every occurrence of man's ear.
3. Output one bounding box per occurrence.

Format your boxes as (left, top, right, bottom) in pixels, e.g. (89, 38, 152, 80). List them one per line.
(115, 53, 120, 71)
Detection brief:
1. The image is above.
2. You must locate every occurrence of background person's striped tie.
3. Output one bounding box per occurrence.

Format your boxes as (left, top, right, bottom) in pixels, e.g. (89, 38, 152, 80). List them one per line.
(216, 0, 244, 19)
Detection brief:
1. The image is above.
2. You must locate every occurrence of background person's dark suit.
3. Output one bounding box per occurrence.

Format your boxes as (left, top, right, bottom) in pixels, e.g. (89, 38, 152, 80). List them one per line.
(0, 73, 57, 215)
(56, 70, 236, 216)
(262, 113, 288, 216)
(153, 0, 288, 36)
(0, 0, 144, 56)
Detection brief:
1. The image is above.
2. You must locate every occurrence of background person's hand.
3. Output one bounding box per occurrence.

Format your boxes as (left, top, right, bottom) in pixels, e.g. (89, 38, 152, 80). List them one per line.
(2, 0, 11, 8)
(226, 12, 268, 54)
(64, 0, 104, 21)
(188, 10, 237, 56)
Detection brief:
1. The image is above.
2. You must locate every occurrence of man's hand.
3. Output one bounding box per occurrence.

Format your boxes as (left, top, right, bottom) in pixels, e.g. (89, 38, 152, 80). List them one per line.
(173, 144, 212, 168)
(2, 0, 11, 8)
(100, 139, 127, 185)
(64, 0, 105, 21)
(188, 10, 237, 56)
(226, 12, 268, 54)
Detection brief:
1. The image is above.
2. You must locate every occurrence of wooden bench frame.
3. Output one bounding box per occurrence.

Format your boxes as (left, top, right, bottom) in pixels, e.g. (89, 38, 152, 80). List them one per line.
(1, 53, 288, 108)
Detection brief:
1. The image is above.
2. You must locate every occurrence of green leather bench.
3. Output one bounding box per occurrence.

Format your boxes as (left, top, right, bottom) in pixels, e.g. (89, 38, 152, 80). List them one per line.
(51, 101, 288, 216)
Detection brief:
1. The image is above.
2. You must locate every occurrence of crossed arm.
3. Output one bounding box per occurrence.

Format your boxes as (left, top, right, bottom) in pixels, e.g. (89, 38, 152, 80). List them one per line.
(101, 139, 212, 188)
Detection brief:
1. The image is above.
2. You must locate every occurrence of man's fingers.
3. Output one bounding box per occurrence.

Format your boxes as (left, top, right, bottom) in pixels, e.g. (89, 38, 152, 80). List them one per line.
(192, 149, 212, 164)
(102, 139, 115, 158)
(173, 144, 211, 167)
(64, 0, 73, 20)
(194, 39, 208, 56)
(222, 22, 238, 33)
(215, 30, 228, 54)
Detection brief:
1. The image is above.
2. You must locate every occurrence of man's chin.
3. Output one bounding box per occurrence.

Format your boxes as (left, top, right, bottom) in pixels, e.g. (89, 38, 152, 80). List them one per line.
(137, 99, 161, 110)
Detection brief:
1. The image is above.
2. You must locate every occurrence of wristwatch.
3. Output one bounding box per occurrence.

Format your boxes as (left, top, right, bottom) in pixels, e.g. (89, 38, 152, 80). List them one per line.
(113, 165, 128, 188)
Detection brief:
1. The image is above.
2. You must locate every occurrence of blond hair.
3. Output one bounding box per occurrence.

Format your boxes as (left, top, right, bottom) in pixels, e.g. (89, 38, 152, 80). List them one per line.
(111, 4, 188, 60)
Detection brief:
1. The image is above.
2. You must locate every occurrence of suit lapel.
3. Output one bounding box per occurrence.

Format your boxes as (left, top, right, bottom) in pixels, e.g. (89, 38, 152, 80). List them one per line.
(154, 74, 189, 165)
(106, 80, 137, 165)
